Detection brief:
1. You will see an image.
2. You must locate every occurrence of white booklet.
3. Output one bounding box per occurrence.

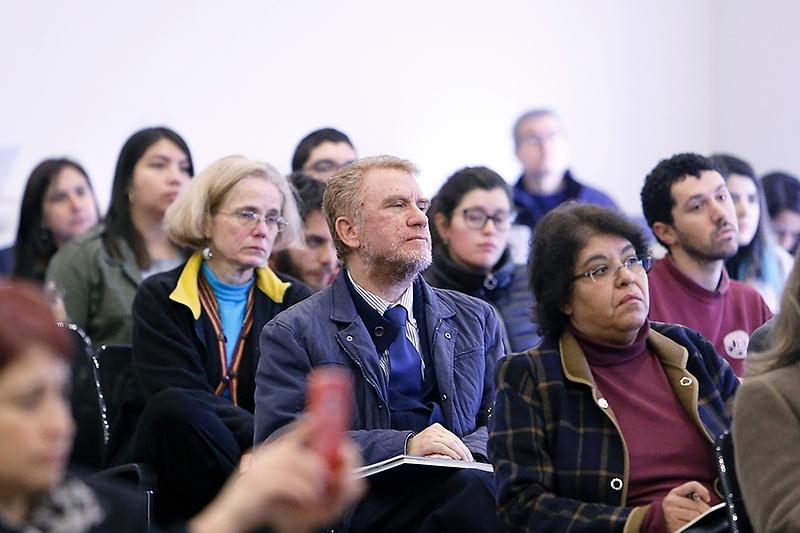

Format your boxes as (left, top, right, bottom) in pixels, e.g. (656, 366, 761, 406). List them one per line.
(355, 454, 493, 480)
(676, 501, 727, 532)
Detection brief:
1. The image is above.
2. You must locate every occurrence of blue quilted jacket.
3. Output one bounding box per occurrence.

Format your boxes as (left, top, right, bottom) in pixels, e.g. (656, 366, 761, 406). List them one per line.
(255, 271, 505, 464)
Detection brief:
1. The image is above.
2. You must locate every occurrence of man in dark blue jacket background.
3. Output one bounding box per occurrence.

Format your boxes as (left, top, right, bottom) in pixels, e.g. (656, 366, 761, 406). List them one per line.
(255, 155, 504, 532)
(512, 108, 618, 230)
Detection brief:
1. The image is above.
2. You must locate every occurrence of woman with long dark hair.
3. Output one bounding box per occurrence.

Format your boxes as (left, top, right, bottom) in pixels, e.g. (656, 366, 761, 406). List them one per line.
(711, 154, 793, 311)
(10, 158, 99, 282)
(47, 127, 193, 346)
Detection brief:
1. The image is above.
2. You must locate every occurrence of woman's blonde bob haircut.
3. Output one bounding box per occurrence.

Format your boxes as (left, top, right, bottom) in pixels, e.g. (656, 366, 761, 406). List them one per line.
(165, 155, 301, 252)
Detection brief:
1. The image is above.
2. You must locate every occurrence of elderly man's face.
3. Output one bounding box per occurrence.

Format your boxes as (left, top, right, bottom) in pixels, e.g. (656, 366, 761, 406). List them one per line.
(563, 233, 650, 345)
(354, 168, 432, 279)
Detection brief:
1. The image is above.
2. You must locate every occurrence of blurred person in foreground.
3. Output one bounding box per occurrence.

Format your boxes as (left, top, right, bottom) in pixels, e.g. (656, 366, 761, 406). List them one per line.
(0, 281, 363, 532)
(733, 254, 800, 533)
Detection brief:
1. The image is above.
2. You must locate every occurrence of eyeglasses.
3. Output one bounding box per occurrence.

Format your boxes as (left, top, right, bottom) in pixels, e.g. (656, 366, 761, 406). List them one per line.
(305, 159, 353, 174)
(217, 209, 288, 232)
(462, 208, 517, 231)
(573, 254, 653, 283)
(516, 130, 563, 148)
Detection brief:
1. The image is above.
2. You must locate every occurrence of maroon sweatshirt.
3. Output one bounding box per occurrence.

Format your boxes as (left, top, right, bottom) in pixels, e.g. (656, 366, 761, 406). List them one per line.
(647, 255, 772, 376)
(573, 324, 722, 532)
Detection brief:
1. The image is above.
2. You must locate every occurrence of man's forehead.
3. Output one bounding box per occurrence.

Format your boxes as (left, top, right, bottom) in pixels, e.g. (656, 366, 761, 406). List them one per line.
(671, 170, 725, 201)
(519, 113, 561, 133)
(361, 167, 423, 197)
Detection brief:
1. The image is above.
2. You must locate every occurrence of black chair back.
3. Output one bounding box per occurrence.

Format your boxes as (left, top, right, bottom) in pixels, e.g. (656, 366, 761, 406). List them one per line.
(95, 344, 134, 434)
(59, 322, 106, 470)
(715, 429, 753, 533)
(92, 343, 156, 527)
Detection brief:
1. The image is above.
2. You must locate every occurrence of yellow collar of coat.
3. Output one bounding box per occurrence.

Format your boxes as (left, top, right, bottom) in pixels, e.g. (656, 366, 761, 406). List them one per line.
(169, 251, 289, 319)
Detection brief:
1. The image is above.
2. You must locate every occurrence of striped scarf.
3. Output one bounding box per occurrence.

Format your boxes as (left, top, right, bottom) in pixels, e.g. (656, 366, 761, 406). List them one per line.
(197, 272, 255, 405)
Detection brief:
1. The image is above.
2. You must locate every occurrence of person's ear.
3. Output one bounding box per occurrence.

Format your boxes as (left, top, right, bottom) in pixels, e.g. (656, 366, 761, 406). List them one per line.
(559, 301, 573, 317)
(652, 222, 678, 248)
(335, 216, 360, 250)
(434, 213, 451, 244)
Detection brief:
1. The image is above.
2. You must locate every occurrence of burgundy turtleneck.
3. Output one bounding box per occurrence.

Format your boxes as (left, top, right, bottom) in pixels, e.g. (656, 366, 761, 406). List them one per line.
(571, 323, 721, 532)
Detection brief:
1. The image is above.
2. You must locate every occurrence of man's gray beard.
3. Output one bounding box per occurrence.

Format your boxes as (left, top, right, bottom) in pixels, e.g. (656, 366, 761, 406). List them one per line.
(362, 241, 432, 286)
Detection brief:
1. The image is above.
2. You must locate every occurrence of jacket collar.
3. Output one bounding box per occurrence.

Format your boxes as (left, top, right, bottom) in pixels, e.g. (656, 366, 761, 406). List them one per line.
(428, 244, 514, 293)
(169, 251, 290, 319)
(329, 268, 456, 325)
(560, 323, 689, 387)
(93, 224, 142, 286)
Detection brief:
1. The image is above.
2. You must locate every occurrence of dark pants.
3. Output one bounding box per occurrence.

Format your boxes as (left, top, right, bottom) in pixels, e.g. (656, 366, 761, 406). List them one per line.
(346, 468, 503, 533)
(129, 388, 245, 525)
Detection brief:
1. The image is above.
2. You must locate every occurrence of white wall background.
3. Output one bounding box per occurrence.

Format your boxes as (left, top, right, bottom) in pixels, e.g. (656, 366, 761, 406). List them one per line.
(1, 0, 798, 246)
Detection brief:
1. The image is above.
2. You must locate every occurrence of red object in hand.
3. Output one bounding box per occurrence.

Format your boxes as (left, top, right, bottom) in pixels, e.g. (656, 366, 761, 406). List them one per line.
(306, 367, 353, 469)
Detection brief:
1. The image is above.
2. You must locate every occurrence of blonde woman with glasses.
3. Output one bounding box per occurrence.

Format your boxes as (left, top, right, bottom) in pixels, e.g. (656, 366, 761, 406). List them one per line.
(105, 155, 313, 525)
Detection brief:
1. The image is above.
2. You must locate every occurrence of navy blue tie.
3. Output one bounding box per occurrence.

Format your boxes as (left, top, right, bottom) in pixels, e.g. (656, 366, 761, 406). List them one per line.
(383, 305, 423, 401)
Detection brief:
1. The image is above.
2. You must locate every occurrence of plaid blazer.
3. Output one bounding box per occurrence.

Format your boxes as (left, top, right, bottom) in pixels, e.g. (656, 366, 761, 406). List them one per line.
(488, 321, 739, 533)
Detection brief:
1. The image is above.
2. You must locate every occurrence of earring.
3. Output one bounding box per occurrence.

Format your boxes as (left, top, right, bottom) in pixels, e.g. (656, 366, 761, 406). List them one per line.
(202, 246, 213, 260)
(128, 191, 135, 204)
(39, 226, 51, 244)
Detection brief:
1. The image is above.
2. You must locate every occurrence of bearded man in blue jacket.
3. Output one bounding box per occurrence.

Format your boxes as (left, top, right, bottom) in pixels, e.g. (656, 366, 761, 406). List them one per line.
(255, 155, 504, 532)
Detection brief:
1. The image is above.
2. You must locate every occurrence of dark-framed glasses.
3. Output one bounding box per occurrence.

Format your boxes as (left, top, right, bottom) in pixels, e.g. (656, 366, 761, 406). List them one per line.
(573, 254, 653, 283)
(306, 159, 354, 174)
(217, 209, 288, 232)
(462, 207, 517, 231)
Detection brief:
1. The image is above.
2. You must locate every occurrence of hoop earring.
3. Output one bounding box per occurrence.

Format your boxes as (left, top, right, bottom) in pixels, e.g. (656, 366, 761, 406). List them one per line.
(202, 246, 213, 261)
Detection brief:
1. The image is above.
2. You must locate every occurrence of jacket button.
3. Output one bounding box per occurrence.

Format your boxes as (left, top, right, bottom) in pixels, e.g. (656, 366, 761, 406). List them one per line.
(597, 397, 609, 409)
(679, 376, 693, 387)
(441, 394, 447, 402)
(346, 335, 353, 342)
(444, 332, 452, 339)
(610, 478, 623, 491)
(374, 326, 384, 337)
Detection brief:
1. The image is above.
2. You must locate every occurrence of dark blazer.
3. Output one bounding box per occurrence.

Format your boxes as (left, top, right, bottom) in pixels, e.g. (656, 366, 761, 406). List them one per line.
(255, 271, 505, 464)
(489, 321, 739, 533)
(106, 253, 312, 463)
